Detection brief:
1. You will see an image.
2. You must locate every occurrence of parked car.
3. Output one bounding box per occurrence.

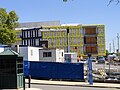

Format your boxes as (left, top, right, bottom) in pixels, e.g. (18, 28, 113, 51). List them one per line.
(97, 56, 105, 64)
(106, 76, 118, 81)
(113, 57, 120, 62)
(91, 57, 96, 62)
(79, 59, 87, 64)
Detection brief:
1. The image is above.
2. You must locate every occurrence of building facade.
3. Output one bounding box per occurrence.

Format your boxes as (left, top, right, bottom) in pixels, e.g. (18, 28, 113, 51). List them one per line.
(42, 24, 105, 57)
(21, 27, 48, 48)
(20, 24, 106, 58)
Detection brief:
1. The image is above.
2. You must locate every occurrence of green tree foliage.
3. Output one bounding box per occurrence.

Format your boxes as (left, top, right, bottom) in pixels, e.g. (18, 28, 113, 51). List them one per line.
(63, 0, 67, 2)
(0, 8, 19, 45)
(106, 50, 109, 57)
(63, 0, 120, 5)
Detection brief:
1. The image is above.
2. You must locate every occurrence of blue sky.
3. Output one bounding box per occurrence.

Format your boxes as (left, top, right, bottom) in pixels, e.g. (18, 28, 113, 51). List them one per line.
(1, 0, 120, 52)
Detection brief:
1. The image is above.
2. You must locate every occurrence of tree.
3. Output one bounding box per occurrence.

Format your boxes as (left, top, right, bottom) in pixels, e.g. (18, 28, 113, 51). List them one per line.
(106, 50, 109, 57)
(63, 0, 120, 5)
(0, 8, 19, 45)
(108, 0, 120, 5)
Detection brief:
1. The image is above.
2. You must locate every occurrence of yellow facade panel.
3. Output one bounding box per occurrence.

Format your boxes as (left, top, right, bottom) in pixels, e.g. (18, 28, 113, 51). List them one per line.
(42, 24, 105, 57)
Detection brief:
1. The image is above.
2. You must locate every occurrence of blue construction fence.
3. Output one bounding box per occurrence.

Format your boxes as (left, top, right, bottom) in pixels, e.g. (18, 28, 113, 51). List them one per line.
(24, 61, 84, 80)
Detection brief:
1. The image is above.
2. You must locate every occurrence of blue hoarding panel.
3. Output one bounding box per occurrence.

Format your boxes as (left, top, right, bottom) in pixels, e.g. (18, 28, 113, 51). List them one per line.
(28, 62, 84, 80)
(24, 61, 30, 77)
(30, 62, 53, 79)
(52, 63, 84, 80)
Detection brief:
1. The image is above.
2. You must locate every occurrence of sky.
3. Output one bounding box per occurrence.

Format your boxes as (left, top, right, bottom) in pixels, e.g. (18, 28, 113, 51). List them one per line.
(0, 0, 120, 52)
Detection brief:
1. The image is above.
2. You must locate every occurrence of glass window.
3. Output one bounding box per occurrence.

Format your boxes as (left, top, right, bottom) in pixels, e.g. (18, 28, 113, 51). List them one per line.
(98, 37, 100, 44)
(22, 40, 24, 45)
(36, 39, 39, 46)
(60, 38, 62, 45)
(33, 31, 35, 37)
(74, 38, 76, 44)
(28, 31, 30, 38)
(38, 31, 41, 36)
(74, 29, 76, 35)
(28, 39, 30, 46)
(54, 39, 56, 45)
(30, 31, 32, 37)
(80, 28, 83, 34)
(25, 31, 28, 38)
(43, 52, 52, 57)
(102, 37, 105, 44)
(64, 38, 67, 45)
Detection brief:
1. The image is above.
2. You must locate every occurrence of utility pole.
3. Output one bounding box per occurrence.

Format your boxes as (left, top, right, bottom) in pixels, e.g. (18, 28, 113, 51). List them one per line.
(109, 43, 111, 53)
(113, 40, 115, 53)
(117, 33, 119, 56)
(67, 28, 70, 52)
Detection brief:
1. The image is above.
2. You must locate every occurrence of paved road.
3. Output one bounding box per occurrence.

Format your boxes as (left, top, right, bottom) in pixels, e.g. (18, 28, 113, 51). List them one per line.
(29, 84, 118, 90)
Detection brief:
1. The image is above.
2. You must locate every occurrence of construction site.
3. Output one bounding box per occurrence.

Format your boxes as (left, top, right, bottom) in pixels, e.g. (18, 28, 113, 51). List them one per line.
(84, 61, 120, 83)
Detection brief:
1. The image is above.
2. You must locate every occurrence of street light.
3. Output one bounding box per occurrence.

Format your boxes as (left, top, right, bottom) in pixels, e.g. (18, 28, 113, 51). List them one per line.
(108, 55, 114, 78)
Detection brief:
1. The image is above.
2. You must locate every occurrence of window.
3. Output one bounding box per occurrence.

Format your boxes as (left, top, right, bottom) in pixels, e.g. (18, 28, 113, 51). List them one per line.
(62, 52, 63, 57)
(60, 38, 62, 45)
(28, 39, 30, 46)
(36, 39, 39, 46)
(43, 52, 52, 57)
(17, 58, 23, 74)
(31, 50, 33, 56)
(28, 31, 30, 38)
(74, 29, 76, 35)
(35, 30, 38, 37)
(74, 38, 76, 44)
(102, 46, 105, 53)
(80, 28, 83, 34)
(38, 31, 41, 37)
(25, 31, 28, 38)
(64, 38, 67, 45)
(33, 31, 35, 37)
(54, 39, 56, 45)
(78, 38, 80, 44)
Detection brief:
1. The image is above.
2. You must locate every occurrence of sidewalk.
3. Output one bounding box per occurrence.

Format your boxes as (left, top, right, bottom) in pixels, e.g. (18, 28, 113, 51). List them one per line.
(25, 79, 120, 89)
(25, 88, 42, 90)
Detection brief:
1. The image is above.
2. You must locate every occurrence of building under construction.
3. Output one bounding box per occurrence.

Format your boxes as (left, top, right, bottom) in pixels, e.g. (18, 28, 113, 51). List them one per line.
(19, 23, 106, 58)
(42, 24, 106, 58)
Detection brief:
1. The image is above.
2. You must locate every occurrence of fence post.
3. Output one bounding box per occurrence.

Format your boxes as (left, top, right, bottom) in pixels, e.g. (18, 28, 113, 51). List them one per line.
(88, 53, 93, 85)
(28, 75, 31, 88)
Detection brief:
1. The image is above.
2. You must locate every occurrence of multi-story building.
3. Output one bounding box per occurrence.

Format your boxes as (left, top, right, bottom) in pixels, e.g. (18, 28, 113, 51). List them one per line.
(20, 24, 106, 58)
(43, 24, 106, 57)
